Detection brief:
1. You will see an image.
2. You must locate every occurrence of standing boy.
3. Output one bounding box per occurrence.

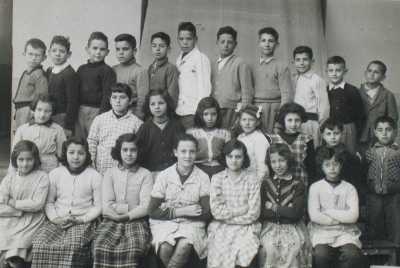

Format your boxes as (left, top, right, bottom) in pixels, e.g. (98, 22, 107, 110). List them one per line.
(77, 31, 116, 139)
(359, 60, 398, 150)
(365, 116, 400, 244)
(114, 33, 149, 119)
(13, 38, 48, 128)
(293, 46, 329, 147)
(148, 32, 179, 107)
(87, 83, 142, 174)
(326, 56, 365, 154)
(47, 35, 79, 138)
(176, 21, 211, 129)
(251, 27, 292, 133)
(211, 26, 253, 129)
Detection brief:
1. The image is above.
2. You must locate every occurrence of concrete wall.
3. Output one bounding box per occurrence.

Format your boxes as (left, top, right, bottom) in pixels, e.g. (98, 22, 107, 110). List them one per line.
(325, 0, 400, 98)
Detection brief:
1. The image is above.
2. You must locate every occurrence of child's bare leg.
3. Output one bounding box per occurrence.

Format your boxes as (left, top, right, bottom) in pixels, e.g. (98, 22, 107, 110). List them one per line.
(168, 238, 192, 268)
(158, 242, 174, 267)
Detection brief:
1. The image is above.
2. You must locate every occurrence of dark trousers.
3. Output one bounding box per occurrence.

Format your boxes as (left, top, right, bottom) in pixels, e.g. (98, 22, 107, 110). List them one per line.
(367, 192, 400, 243)
(313, 244, 366, 268)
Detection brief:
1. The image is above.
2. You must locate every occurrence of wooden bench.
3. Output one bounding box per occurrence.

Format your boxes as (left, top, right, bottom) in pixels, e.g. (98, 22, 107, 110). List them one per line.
(362, 240, 400, 266)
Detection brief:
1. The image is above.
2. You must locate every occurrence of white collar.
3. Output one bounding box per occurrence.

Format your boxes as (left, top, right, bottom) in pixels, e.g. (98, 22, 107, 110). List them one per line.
(329, 81, 346, 90)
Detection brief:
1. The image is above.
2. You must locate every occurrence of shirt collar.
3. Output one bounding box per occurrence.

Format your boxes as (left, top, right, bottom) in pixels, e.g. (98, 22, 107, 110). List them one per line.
(152, 57, 168, 69)
(122, 57, 137, 66)
(259, 56, 275, 65)
(177, 46, 199, 65)
(112, 110, 132, 119)
(28, 118, 53, 127)
(51, 62, 70, 74)
(298, 69, 314, 79)
(273, 174, 293, 181)
(373, 142, 399, 150)
(328, 81, 346, 91)
(217, 54, 234, 63)
(26, 65, 43, 75)
(118, 163, 139, 173)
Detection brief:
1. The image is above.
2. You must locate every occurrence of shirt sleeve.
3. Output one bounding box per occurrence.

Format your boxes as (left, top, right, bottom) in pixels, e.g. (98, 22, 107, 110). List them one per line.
(87, 116, 100, 166)
(326, 184, 359, 224)
(64, 70, 80, 131)
(15, 172, 49, 212)
(166, 64, 179, 107)
(134, 68, 149, 120)
(55, 125, 67, 158)
(0, 174, 23, 217)
(308, 183, 337, 225)
(276, 181, 305, 221)
(230, 179, 261, 224)
(255, 134, 270, 180)
(45, 174, 60, 221)
(387, 91, 399, 122)
(151, 172, 167, 199)
(99, 68, 116, 113)
(128, 171, 154, 220)
(210, 175, 233, 220)
(196, 53, 212, 99)
(102, 169, 117, 216)
(238, 61, 254, 106)
(315, 77, 329, 123)
(278, 64, 293, 105)
(79, 171, 102, 222)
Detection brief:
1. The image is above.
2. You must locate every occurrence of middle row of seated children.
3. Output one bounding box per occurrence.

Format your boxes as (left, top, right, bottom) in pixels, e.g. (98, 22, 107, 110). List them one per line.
(2, 133, 371, 268)
(14, 22, 398, 154)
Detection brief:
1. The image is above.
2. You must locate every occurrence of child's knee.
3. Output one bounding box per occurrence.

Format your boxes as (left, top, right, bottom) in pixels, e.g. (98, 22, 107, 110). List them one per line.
(313, 244, 334, 261)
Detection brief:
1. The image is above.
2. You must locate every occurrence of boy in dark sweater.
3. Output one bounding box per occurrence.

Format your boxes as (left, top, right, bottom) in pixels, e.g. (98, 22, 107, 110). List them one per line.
(210, 26, 253, 129)
(13, 38, 48, 128)
(47, 35, 79, 138)
(326, 56, 365, 154)
(76, 31, 116, 138)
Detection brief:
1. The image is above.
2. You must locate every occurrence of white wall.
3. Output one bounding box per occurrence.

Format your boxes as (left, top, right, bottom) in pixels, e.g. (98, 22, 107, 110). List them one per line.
(12, 0, 142, 79)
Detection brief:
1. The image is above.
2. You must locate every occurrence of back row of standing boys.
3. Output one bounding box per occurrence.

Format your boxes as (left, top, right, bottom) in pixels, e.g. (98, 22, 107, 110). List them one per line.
(3, 21, 399, 267)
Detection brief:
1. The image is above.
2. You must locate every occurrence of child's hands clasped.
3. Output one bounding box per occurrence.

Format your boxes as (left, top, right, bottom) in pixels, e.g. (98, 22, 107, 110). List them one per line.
(175, 204, 202, 217)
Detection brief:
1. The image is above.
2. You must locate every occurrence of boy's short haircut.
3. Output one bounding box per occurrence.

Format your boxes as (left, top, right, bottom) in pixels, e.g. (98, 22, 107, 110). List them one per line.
(88, 31, 109, 48)
(217, 26, 237, 41)
(178, 21, 197, 38)
(320, 118, 344, 133)
(367, 60, 387, 75)
(293, 46, 313, 59)
(110, 83, 132, 100)
(374, 115, 397, 129)
(25, 38, 47, 53)
(115, 33, 137, 49)
(151, 32, 171, 47)
(30, 93, 56, 114)
(50, 35, 71, 52)
(258, 27, 279, 42)
(174, 133, 199, 150)
(327, 55, 346, 67)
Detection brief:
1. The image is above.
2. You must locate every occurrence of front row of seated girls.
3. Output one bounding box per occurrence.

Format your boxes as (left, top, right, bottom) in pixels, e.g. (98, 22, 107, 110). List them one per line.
(0, 134, 367, 268)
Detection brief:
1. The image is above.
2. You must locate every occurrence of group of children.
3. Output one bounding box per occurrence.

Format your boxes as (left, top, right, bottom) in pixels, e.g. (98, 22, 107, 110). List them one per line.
(1, 20, 399, 268)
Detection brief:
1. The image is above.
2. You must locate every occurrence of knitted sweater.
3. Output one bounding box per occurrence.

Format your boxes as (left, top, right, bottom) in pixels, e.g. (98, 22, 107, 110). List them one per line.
(365, 143, 400, 194)
(211, 55, 253, 109)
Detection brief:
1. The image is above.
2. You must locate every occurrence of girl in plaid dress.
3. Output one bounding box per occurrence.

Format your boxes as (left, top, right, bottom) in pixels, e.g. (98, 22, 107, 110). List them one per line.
(187, 97, 231, 178)
(269, 102, 315, 186)
(0, 141, 49, 268)
(148, 134, 211, 268)
(208, 139, 261, 268)
(233, 104, 270, 181)
(32, 137, 102, 268)
(259, 143, 311, 268)
(92, 133, 153, 267)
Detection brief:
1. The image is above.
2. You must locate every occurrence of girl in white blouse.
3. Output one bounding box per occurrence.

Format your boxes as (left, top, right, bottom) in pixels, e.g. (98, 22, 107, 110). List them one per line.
(31, 137, 102, 268)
